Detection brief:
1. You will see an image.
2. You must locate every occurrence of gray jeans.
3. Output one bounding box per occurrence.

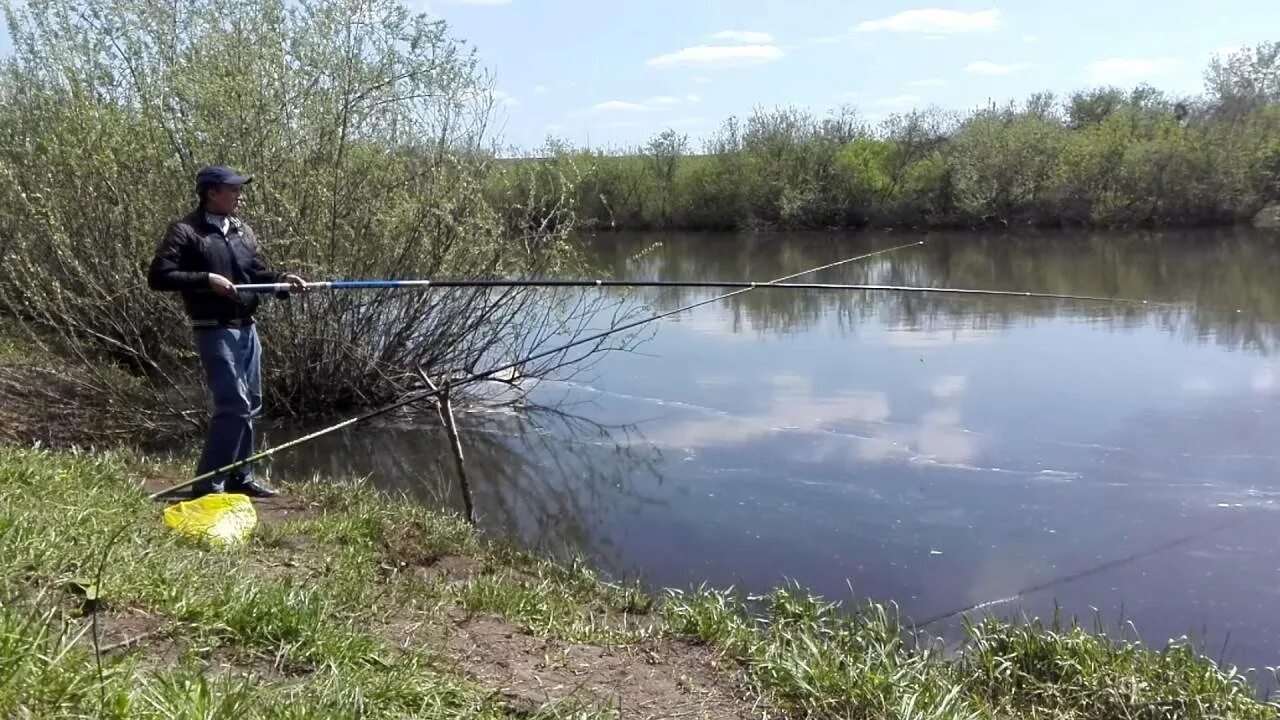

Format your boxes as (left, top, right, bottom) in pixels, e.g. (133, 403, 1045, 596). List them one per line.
(193, 325, 262, 491)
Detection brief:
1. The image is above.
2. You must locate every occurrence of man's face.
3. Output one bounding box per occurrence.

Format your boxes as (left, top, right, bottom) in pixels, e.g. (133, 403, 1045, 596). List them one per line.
(206, 184, 243, 215)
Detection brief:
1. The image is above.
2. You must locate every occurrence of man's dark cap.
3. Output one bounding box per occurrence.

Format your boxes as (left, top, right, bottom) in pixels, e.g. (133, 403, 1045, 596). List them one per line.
(195, 165, 253, 191)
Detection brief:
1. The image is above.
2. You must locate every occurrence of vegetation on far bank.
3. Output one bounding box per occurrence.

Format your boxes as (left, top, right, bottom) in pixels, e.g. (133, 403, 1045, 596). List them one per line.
(1, 446, 1276, 718)
(502, 42, 1280, 233)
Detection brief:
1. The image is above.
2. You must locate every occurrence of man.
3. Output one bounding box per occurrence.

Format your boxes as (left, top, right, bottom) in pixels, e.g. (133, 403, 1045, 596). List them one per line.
(148, 165, 308, 498)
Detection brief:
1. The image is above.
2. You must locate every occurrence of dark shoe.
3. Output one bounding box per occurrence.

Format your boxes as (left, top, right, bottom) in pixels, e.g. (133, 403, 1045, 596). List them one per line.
(230, 479, 280, 498)
(190, 478, 226, 498)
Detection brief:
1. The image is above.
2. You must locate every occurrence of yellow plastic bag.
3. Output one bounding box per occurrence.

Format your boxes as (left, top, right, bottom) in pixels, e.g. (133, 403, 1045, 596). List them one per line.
(163, 493, 257, 549)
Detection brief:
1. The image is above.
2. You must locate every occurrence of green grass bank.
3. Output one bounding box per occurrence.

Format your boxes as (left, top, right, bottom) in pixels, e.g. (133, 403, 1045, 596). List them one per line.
(1, 445, 1276, 719)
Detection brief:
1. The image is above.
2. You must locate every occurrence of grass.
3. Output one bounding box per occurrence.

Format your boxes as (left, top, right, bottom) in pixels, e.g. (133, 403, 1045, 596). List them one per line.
(0, 447, 636, 718)
(663, 585, 1280, 719)
(1, 445, 1277, 719)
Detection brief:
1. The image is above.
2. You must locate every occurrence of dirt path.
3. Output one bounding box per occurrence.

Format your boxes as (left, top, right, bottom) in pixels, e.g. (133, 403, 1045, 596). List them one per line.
(443, 613, 764, 719)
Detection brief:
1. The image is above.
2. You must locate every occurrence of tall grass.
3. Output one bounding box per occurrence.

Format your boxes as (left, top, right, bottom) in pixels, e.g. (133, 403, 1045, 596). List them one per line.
(0, 446, 625, 718)
(663, 586, 1279, 719)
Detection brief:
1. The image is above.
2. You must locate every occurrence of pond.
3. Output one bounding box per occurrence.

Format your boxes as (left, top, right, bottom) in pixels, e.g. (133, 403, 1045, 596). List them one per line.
(267, 227, 1280, 686)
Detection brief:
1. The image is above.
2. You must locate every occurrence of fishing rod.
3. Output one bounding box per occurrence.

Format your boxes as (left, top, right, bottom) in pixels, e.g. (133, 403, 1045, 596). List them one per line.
(233, 278, 1185, 309)
(147, 239, 928, 500)
(122, 240, 927, 700)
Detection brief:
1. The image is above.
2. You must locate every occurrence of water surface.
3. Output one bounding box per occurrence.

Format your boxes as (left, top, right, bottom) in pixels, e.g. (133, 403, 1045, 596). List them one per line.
(269, 228, 1280, 686)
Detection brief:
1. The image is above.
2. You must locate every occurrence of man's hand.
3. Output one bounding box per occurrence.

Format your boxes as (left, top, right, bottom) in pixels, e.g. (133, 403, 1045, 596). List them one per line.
(282, 273, 310, 294)
(208, 273, 237, 298)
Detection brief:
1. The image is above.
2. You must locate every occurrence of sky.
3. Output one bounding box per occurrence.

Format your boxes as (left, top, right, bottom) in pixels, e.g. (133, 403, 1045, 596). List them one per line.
(1, 1, 1274, 152)
(424, 0, 1274, 153)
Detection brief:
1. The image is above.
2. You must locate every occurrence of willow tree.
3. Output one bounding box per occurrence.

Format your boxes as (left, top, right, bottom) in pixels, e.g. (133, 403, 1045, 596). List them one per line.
(0, 0, 641, 439)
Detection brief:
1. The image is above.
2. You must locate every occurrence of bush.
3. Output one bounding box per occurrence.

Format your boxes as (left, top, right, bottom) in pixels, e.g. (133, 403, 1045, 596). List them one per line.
(0, 0, 642, 434)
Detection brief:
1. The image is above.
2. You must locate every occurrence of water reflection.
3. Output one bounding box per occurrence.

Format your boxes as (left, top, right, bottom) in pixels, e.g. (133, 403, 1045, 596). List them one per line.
(271, 228, 1280, 691)
(265, 404, 667, 573)
(642, 375, 889, 449)
(590, 228, 1280, 353)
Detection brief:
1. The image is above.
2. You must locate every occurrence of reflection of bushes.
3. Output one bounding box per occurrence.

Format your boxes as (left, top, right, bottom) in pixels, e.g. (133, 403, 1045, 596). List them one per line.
(265, 404, 665, 571)
(511, 43, 1280, 231)
(592, 229, 1280, 355)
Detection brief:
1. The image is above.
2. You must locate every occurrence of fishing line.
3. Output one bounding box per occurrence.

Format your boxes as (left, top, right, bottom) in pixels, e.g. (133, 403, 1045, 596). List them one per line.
(100, 235, 1254, 695)
(89, 239, 924, 712)
(146, 239, 927, 501)
(914, 509, 1271, 631)
(91, 514, 147, 708)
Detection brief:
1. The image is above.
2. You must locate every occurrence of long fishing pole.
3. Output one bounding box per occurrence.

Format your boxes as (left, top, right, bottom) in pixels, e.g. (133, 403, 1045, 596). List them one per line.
(148, 239, 927, 500)
(233, 278, 1185, 309)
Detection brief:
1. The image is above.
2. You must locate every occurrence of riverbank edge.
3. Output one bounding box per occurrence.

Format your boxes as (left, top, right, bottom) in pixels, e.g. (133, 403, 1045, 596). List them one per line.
(1, 443, 1277, 719)
(569, 212, 1273, 236)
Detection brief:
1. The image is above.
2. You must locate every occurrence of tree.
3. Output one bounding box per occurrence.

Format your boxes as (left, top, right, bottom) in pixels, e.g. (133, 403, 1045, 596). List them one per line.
(645, 129, 688, 224)
(1204, 42, 1280, 118)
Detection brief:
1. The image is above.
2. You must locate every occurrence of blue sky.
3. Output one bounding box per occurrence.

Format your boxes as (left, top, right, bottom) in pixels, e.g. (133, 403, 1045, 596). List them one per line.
(1, 1, 1273, 152)
(427, 0, 1273, 152)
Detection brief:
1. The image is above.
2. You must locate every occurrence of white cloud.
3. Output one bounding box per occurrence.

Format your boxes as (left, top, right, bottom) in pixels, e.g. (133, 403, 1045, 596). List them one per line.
(593, 95, 700, 115)
(592, 100, 650, 113)
(965, 60, 1031, 75)
(647, 44, 785, 69)
(869, 327, 996, 348)
(854, 7, 1001, 35)
(644, 389, 891, 450)
(807, 36, 842, 45)
(1022, 34, 1039, 43)
(492, 90, 518, 106)
(931, 375, 968, 399)
(440, 0, 510, 4)
(709, 30, 774, 44)
(906, 78, 945, 87)
(874, 93, 922, 108)
(693, 77, 712, 84)
(1084, 57, 1180, 84)
(545, 123, 565, 131)
(667, 116, 707, 127)
(1251, 366, 1278, 394)
(1181, 376, 1217, 395)
(533, 84, 548, 94)
(834, 90, 869, 101)
(603, 121, 639, 129)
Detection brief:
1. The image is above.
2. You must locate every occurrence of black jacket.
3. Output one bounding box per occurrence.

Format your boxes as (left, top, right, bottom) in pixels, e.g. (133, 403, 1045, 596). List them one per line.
(147, 209, 286, 326)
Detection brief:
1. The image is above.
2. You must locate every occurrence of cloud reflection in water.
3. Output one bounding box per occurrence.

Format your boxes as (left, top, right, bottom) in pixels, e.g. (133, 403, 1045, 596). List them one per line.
(637, 369, 984, 472)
